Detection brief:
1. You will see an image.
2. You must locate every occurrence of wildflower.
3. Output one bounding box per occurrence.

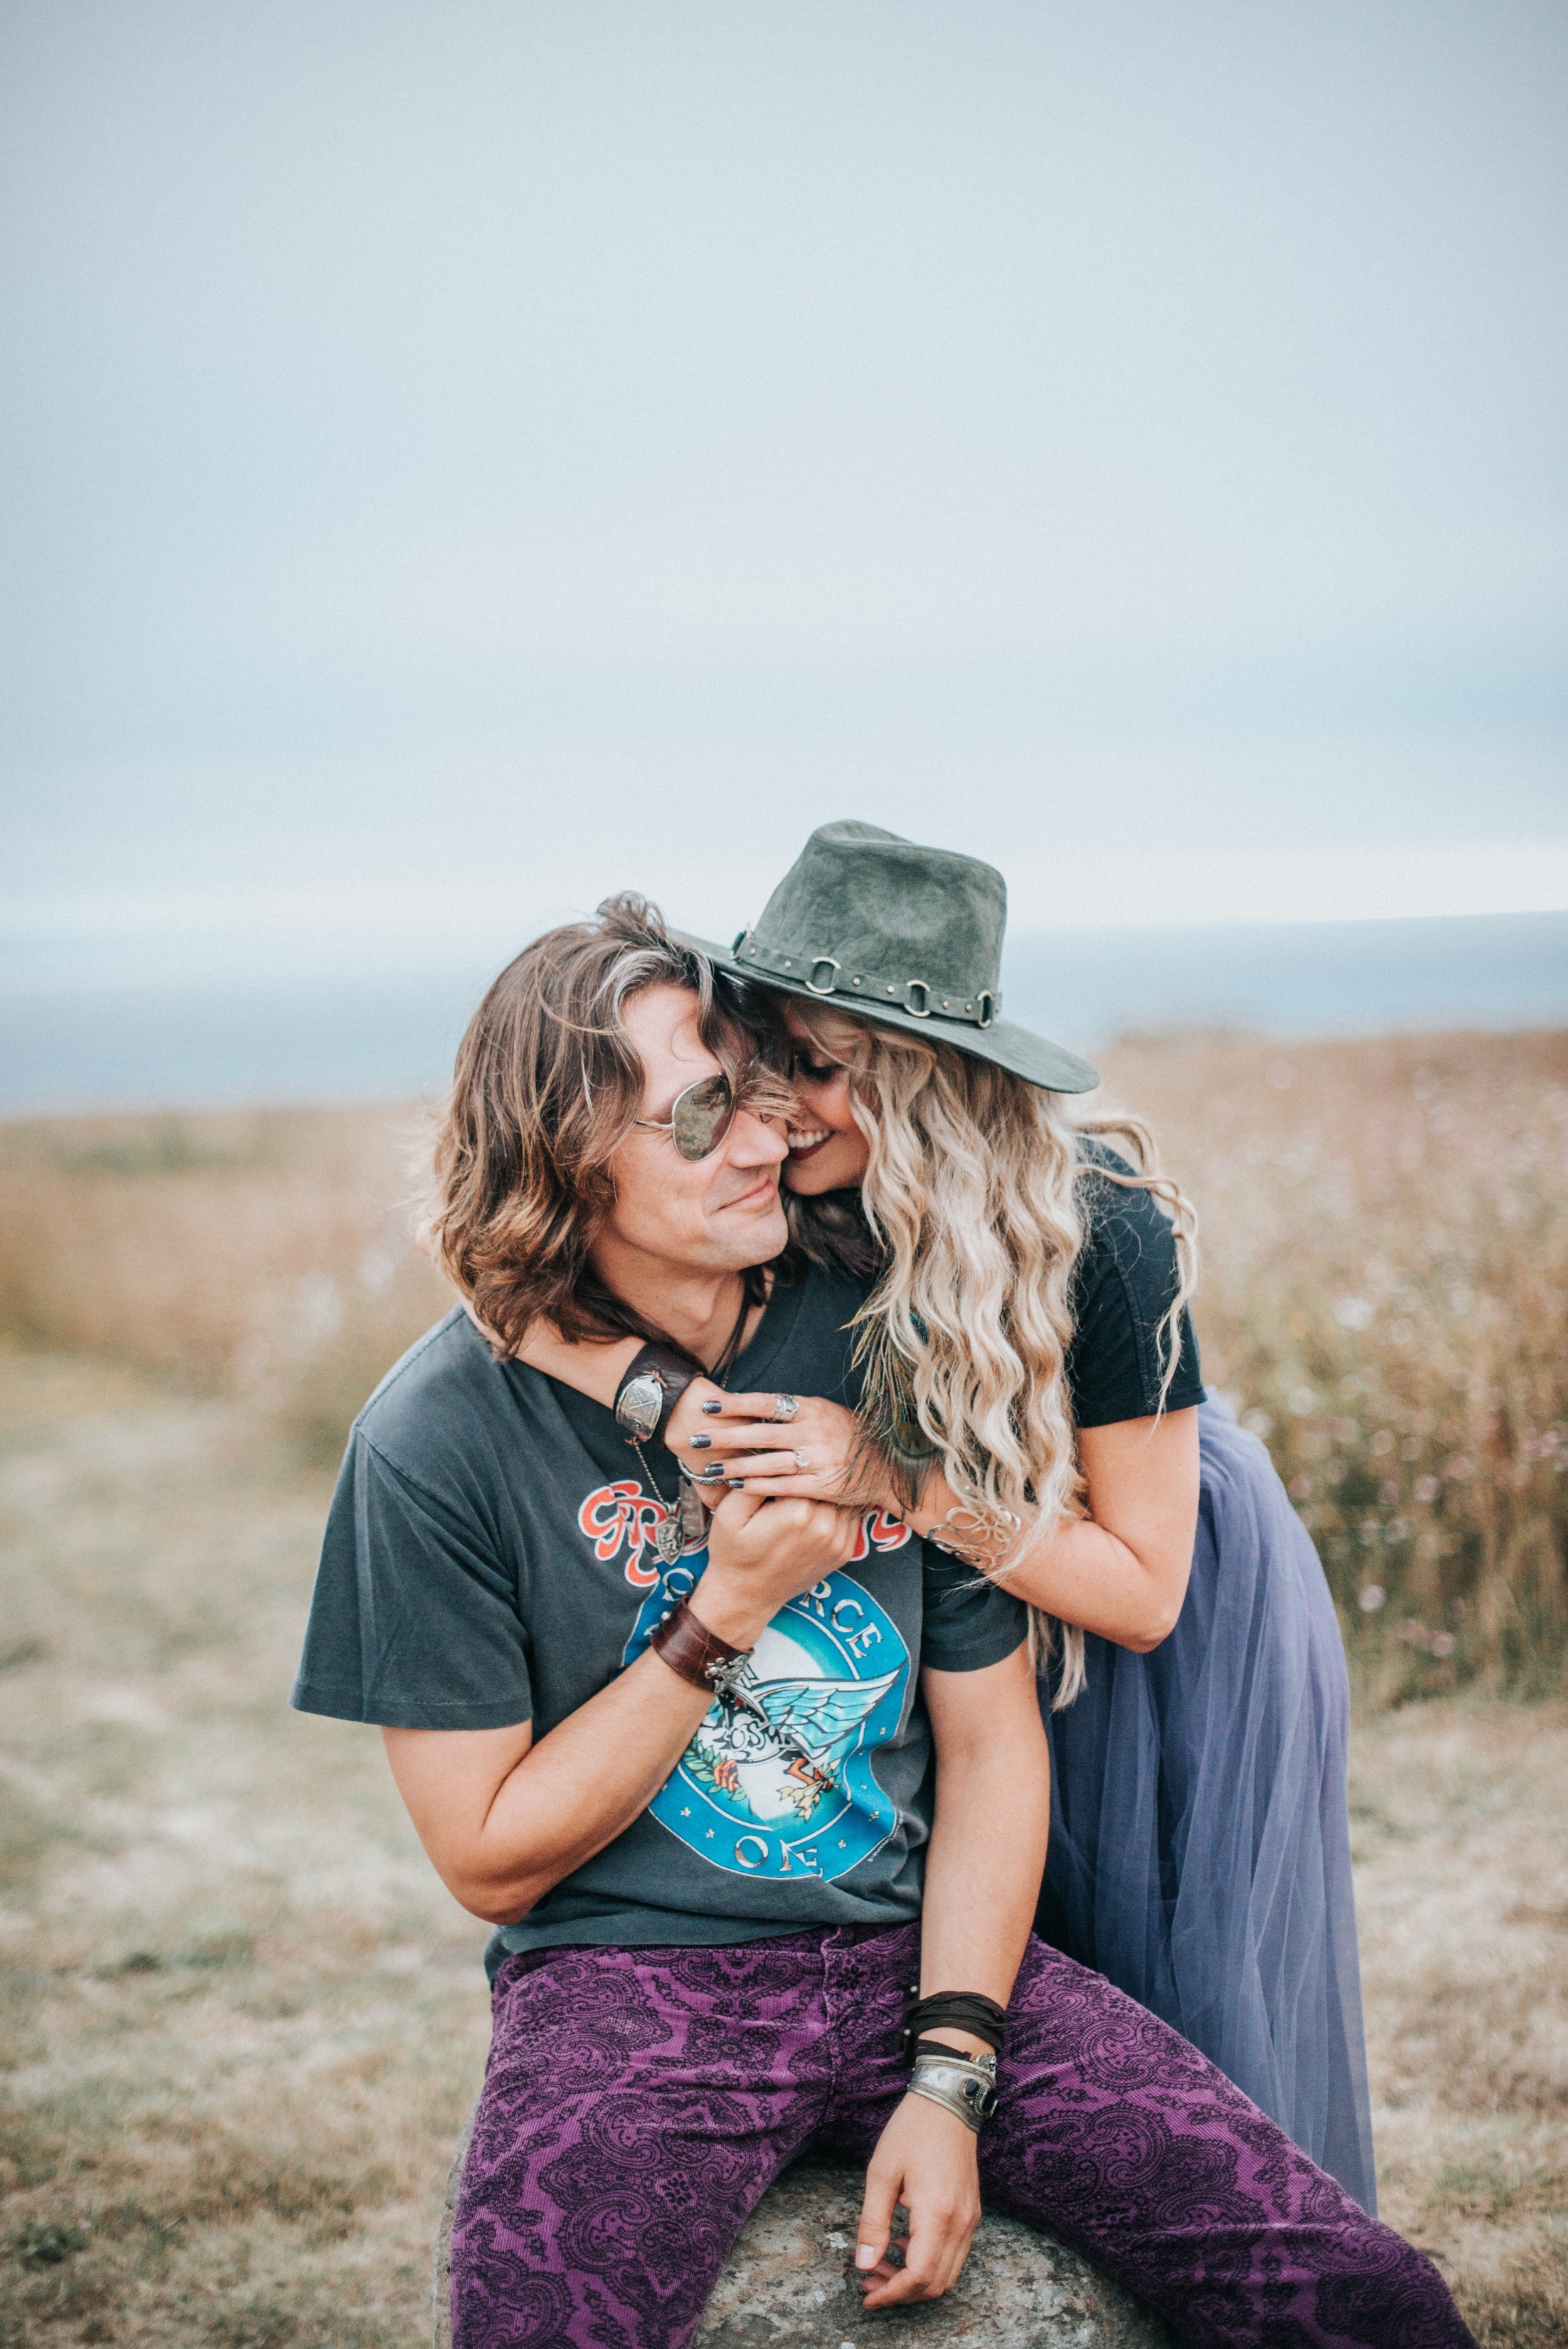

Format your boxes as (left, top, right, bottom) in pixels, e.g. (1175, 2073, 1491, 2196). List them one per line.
(1358, 1585, 1385, 1612)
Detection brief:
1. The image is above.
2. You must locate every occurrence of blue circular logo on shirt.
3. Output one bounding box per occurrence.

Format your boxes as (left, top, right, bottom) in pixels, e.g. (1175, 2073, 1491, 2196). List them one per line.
(623, 1557, 910, 1882)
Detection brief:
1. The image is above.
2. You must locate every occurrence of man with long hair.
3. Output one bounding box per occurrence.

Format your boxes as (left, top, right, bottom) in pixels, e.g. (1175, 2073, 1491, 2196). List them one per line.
(292, 896, 1475, 2348)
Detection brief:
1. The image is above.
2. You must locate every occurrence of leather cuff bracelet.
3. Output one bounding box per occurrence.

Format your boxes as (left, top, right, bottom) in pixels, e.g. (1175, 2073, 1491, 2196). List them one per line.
(614, 1342, 706, 1446)
(906, 2049, 1000, 2134)
(648, 1600, 752, 1699)
(903, 1989, 1008, 2058)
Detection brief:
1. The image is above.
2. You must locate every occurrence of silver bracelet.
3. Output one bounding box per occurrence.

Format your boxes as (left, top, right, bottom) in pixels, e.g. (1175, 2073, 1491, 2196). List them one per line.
(904, 2049, 1000, 2134)
(923, 1504, 1022, 1569)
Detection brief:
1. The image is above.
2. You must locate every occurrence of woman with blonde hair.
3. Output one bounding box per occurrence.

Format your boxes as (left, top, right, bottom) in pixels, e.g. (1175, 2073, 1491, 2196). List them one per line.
(512, 820, 1376, 2215)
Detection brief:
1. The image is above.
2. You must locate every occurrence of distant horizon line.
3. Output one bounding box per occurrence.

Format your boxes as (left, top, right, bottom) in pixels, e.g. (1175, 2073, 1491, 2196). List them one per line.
(5, 904, 1565, 1118)
(4, 901, 1568, 1004)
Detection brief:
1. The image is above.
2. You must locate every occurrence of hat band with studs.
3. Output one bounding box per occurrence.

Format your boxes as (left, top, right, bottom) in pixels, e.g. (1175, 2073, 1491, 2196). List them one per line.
(732, 930, 999, 1029)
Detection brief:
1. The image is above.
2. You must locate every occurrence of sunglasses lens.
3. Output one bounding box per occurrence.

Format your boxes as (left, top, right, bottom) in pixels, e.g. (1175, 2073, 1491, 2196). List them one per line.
(670, 1071, 735, 1160)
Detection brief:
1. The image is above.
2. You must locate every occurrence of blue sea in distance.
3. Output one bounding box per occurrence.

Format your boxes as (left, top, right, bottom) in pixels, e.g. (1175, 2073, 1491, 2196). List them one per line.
(2, 911, 1565, 1116)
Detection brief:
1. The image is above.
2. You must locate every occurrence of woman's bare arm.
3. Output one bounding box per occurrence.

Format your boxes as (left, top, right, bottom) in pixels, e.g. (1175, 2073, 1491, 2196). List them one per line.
(514, 1319, 641, 1401)
(916, 1410, 1199, 1650)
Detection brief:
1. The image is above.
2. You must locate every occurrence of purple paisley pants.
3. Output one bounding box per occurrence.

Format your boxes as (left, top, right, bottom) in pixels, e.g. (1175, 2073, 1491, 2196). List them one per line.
(452, 1924, 1474, 2349)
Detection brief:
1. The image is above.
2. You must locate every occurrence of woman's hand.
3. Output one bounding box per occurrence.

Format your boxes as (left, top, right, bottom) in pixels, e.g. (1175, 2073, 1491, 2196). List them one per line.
(670, 1388, 897, 1512)
(854, 2094, 982, 2309)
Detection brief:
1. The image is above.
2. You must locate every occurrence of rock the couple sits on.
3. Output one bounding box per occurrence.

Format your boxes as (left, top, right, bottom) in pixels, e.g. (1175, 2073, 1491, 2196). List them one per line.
(293, 825, 1475, 2348)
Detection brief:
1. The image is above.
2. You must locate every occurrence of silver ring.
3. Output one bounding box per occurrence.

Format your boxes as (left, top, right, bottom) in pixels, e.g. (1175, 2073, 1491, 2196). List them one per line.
(772, 1394, 799, 1423)
(795, 1451, 810, 1471)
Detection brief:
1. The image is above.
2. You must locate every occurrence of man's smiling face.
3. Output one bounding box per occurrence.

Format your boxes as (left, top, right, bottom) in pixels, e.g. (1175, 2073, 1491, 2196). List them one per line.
(590, 984, 790, 1286)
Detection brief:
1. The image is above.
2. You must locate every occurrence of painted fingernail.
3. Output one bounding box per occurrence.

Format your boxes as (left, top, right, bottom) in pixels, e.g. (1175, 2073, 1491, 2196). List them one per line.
(728, 1478, 745, 1489)
(855, 2246, 878, 2269)
(688, 1434, 711, 1448)
(701, 1399, 723, 1415)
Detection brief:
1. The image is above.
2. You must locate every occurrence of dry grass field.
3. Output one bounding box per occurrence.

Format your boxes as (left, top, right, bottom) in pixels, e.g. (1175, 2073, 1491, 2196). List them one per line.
(0, 1342, 1562, 2345)
(1351, 1703, 1568, 2344)
(1, 1027, 1565, 2343)
(0, 1346, 491, 2349)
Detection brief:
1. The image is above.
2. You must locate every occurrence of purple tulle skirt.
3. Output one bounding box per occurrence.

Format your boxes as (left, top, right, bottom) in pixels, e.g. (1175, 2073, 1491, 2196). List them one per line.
(1036, 1394, 1378, 2216)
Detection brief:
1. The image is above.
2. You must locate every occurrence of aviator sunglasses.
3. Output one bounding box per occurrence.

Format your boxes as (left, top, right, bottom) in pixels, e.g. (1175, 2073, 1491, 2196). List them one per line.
(632, 1069, 741, 1162)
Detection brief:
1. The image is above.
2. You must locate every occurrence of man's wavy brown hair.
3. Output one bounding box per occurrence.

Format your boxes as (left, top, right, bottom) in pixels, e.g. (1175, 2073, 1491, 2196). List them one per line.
(427, 893, 790, 1353)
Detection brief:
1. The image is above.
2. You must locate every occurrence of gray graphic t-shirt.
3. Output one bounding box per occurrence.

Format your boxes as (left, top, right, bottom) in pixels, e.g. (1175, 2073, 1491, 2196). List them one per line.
(291, 1268, 1027, 1965)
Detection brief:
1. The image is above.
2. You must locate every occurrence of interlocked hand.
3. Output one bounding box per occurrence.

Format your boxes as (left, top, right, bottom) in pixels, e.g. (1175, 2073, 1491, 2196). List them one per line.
(668, 1386, 896, 1511)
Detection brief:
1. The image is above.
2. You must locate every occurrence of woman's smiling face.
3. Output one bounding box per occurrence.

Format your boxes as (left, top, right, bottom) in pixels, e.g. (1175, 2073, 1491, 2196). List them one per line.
(780, 1004, 873, 1194)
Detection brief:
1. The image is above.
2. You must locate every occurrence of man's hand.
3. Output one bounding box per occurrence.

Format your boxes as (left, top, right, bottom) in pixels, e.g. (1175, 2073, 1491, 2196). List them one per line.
(854, 2094, 982, 2308)
(669, 1387, 897, 1512)
(694, 1488, 866, 1650)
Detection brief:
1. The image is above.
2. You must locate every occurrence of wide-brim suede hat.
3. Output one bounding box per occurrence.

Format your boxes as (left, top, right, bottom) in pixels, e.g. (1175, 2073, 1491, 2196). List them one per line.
(678, 819, 1101, 1093)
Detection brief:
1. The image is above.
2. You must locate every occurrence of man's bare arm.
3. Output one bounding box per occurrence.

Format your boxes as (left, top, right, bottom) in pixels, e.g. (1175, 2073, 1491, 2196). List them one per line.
(915, 1643, 1051, 2021)
(383, 1491, 861, 1923)
(855, 1643, 1051, 2309)
(384, 1662, 708, 1925)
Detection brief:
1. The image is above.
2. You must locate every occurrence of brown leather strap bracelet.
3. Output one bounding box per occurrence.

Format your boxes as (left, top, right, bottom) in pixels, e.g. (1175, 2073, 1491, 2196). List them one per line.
(613, 1342, 706, 1446)
(648, 1600, 750, 1695)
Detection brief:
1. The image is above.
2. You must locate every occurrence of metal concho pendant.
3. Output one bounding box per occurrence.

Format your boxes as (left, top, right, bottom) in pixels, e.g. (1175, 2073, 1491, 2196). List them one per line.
(654, 1515, 686, 1566)
(679, 1480, 709, 1550)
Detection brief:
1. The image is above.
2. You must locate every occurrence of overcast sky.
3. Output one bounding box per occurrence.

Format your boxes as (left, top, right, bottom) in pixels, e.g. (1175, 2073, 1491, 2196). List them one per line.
(3, 0, 1565, 990)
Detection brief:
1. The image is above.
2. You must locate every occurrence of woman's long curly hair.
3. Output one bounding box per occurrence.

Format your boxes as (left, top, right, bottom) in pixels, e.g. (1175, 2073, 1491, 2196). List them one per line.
(781, 998, 1198, 1706)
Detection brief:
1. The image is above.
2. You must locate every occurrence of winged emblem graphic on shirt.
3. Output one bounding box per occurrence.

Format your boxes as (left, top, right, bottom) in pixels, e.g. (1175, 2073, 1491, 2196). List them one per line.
(621, 1557, 912, 1882)
(694, 1658, 903, 1824)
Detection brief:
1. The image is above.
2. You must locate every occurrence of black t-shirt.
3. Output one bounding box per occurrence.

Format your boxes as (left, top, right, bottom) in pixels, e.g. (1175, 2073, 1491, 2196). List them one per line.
(1066, 1143, 1204, 1428)
(291, 1266, 1026, 1963)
